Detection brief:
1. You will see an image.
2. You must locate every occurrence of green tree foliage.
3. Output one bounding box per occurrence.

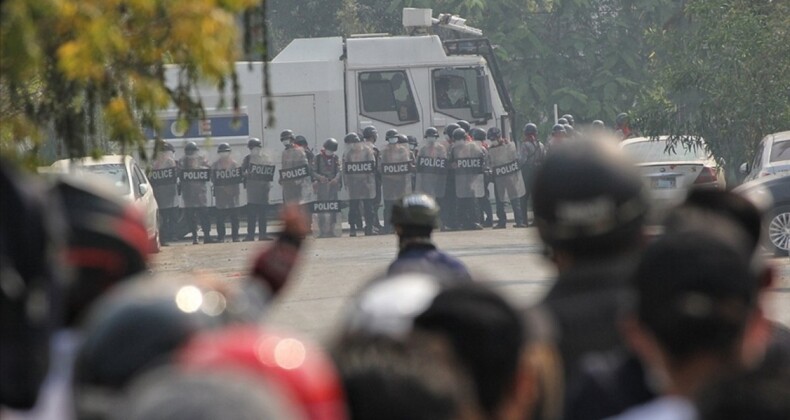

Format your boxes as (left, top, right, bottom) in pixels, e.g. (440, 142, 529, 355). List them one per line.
(0, 0, 260, 163)
(636, 0, 790, 180)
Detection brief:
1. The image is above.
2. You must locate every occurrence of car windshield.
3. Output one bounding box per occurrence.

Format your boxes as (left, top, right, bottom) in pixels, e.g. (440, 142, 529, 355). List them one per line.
(770, 139, 790, 162)
(622, 141, 708, 164)
(83, 163, 130, 193)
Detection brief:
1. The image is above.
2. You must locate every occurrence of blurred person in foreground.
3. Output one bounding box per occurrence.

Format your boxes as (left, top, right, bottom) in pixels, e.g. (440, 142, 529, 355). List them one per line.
(528, 139, 649, 395)
(609, 221, 769, 420)
(337, 273, 551, 420)
(387, 193, 471, 281)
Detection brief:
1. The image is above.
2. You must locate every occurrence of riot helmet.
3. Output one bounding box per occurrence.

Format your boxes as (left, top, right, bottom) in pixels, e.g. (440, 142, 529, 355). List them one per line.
(486, 127, 502, 140)
(456, 120, 471, 133)
(470, 128, 487, 142)
(523, 123, 538, 136)
(452, 128, 467, 142)
(323, 138, 338, 152)
(385, 129, 399, 144)
(563, 124, 575, 135)
(280, 130, 295, 141)
(184, 141, 198, 154)
(396, 134, 409, 144)
(561, 114, 575, 126)
(343, 132, 360, 144)
(391, 193, 440, 229)
(557, 117, 568, 126)
(294, 135, 308, 148)
(592, 120, 605, 128)
(157, 141, 175, 154)
(247, 138, 263, 149)
(444, 123, 460, 139)
(362, 125, 378, 141)
(615, 113, 629, 128)
(217, 143, 231, 153)
(532, 141, 648, 258)
(424, 127, 440, 139)
(407, 135, 419, 150)
(552, 124, 566, 134)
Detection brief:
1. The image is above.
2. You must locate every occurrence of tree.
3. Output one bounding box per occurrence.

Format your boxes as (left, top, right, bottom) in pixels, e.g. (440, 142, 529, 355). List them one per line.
(0, 0, 262, 163)
(636, 0, 790, 182)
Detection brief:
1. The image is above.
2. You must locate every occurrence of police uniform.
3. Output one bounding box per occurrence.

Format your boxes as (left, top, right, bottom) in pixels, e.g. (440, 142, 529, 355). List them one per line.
(313, 150, 341, 237)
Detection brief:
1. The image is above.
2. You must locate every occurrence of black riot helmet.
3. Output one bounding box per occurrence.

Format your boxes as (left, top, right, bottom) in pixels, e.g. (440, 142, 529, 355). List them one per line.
(407, 135, 419, 150)
(323, 138, 339, 152)
(396, 134, 409, 144)
(156, 141, 175, 153)
(557, 117, 568, 126)
(552, 124, 566, 134)
(344, 132, 361, 144)
(391, 193, 440, 229)
(294, 135, 308, 148)
(452, 128, 467, 142)
(532, 141, 648, 258)
(247, 138, 262, 149)
(362, 125, 378, 141)
(385, 129, 399, 141)
(523, 123, 538, 136)
(444, 123, 460, 139)
(486, 127, 502, 140)
(470, 128, 487, 142)
(561, 114, 575, 126)
(217, 143, 231, 153)
(424, 127, 440, 138)
(184, 142, 198, 153)
(280, 130, 295, 141)
(592, 120, 605, 128)
(456, 120, 471, 133)
(615, 113, 629, 128)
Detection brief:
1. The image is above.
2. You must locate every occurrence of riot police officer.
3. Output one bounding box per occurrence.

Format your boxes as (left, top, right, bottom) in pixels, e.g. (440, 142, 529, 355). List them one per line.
(615, 112, 639, 140)
(294, 135, 314, 164)
(179, 141, 214, 244)
(517, 123, 545, 226)
(441, 123, 461, 230)
(562, 114, 575, 127)
(313, 138, 342, 237)
(343, 132, 377, 236)
(279, 129, 313, 205)
(380, 133, 414, 234)
(150, 141, 179, 245)
(242, 137, 274, 241)
(211, 143, 243, 242)
(415, 127, 449, 228)
(548, 124, 566, 150)
(487, 127, 527, 228)
(451, 128, 484, 230)
(407, 135, 418, 191)
(363, 125, 384, 232)
(470, 127, 494, 227)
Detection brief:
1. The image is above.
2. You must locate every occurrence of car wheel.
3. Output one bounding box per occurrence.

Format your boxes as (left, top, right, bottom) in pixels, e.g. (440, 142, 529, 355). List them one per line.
(767, 205, 790, 257)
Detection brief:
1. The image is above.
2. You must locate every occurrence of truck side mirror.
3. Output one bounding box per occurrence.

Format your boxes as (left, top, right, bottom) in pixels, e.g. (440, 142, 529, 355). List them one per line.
(739, 162, 750, 174)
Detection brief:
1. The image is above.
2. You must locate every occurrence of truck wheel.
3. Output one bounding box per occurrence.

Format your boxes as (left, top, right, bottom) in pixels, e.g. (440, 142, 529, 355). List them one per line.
(767, 205, 790, 257)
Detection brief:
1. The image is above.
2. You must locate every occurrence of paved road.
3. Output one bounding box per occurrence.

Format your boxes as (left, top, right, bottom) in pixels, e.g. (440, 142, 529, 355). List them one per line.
(151, 226, 790, 344)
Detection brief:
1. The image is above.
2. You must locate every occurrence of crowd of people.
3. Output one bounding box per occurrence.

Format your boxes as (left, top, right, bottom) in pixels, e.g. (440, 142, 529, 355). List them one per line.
(3, 116, 788, 419)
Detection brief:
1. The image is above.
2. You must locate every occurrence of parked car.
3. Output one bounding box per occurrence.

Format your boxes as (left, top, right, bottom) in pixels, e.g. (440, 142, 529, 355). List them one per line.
(734, 173, 790, 256)
(740, 130, 790, 181)
(49, 155, 160, 252)
(620, 136, 725, 219)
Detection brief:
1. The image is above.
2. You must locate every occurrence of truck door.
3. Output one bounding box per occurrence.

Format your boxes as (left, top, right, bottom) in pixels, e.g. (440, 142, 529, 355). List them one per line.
(354, 70, 422, 135)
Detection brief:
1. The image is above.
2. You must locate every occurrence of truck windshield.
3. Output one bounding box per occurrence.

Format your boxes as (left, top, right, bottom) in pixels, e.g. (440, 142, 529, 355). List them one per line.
(359, 71, 419, 126)
(432, 67, 490, 121)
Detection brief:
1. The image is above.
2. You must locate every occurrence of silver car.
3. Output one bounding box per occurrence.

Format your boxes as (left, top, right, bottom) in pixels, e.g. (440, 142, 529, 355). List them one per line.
(621, 136, 725, 218)
(741, 130, 790, 181)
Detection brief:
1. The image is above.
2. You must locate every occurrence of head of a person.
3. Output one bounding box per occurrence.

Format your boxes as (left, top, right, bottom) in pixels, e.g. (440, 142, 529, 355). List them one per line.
(184, 141, 199, 156)
(280, 130, 295, 147)
(332, 332, 481, 420)
(624, 221, 765, 391)
(561, 114, 574, 126)
(424, 127, 440, 143)
(54, 176, 151, 327)
(470, 128, 487, 143)
(156, 141, 175, 157)
(456, 120, 471, 133)
(362, 125, 378, 143)
(452, 128, 468, 143)
(247, 137, 263, 155)
(344, 132, 360, 145)
(414, 284, 531, 419)
(532, 140, 648, 265)
(217, 143, 231, 159)
(391, 194, 439, 240)
(294, 135, 309, 149)
(523, 123, 538, 141)
(615, 113, 630, 130)
(444, 123, 460, 141)
(323, 138, 338, 155)
(385, 129, 399, 145)
(550, 124, 565, 139)
(487, 127, 503, 143)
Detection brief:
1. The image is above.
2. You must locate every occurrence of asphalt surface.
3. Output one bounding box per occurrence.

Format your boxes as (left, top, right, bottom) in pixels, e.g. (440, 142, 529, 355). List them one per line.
(151, 225, 790, 344)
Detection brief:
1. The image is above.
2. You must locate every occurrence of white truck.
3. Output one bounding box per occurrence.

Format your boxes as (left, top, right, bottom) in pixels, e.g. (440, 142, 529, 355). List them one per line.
(148, 8, 515, 203)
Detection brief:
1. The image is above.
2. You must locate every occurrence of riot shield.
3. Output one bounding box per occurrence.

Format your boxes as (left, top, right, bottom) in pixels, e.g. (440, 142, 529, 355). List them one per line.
(179, 154, 211, 208)
(280, 147, 314, 204)
(380, 143, 413, 201)
(452, 142, 485, 199)
(244, 150, 276, 205)
(415, 142, 448, 198)
(487, 142, 526, 201)
(211, 158, 242, 209)
(151, 155, 179, 209)
(343, 142, 376, 200)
